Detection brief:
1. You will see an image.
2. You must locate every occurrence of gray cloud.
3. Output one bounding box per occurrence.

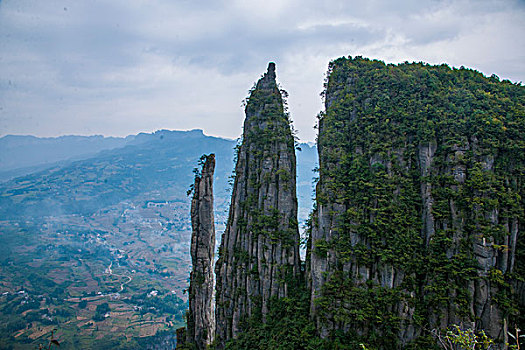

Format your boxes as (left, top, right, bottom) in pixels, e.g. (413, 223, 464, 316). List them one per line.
(0, 0, 524, 142)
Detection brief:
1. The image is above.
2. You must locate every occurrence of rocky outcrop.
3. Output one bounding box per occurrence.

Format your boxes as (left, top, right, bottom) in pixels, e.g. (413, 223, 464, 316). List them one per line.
(177, 57, 522, 349)
(215, 63, 301, 346)
(421, 140, 520, 342)
(187, 154, 216, 349)
(308, 57, 523, 348)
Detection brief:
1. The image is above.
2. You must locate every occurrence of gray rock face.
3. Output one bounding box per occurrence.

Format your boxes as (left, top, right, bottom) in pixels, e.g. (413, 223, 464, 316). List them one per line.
(308, 57, 522, 348)
(187, 154, 216, 349)
(421, 141, 518, 344)
(215, 63, 301, 347)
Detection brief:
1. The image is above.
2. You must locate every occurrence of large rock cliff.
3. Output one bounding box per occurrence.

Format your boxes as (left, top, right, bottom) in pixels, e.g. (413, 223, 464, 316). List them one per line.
(215, 63, 301, 346)
(309, 57, 524, 348)
(187, 154, 216, 349)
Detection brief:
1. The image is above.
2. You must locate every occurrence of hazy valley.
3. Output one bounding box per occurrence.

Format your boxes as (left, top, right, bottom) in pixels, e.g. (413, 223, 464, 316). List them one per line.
(0, 129, 317, 349)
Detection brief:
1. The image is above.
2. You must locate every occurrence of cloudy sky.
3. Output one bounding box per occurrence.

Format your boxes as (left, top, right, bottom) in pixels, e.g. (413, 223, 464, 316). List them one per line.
(1, 0, 524, 142)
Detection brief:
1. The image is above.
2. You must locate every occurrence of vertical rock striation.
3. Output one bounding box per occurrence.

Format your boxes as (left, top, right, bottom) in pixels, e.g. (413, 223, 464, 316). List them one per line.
(187, 154, 216, 349)
(309, 57, 524, 348)
(215, 63, 301, 346)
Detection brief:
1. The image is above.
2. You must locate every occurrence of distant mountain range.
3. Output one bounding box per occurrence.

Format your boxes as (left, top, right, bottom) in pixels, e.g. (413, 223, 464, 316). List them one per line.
(0, 129, 317, 220)
(0, 134, 134, 182)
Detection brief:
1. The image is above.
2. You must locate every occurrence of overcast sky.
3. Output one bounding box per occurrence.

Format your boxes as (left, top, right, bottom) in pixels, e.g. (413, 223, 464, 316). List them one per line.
(1, 0, 524, 142)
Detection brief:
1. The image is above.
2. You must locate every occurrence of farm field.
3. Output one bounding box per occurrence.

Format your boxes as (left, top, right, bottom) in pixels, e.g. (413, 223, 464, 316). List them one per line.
(0, 198, 197, 349)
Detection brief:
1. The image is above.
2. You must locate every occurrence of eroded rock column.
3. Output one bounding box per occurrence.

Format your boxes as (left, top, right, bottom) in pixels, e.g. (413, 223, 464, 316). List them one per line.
(215, 63, 301, 347)
(187, 154, 216, 349)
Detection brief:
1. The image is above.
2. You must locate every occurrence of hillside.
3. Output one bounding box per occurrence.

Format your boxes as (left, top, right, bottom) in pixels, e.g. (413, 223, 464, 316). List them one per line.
(0, 130, 235, 218)
(0, 129, 316, 349)
(0, 129, 236, 349)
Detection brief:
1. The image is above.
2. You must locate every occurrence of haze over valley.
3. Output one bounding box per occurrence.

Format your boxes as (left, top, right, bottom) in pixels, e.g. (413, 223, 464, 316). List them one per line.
(0, 129, 317, 348)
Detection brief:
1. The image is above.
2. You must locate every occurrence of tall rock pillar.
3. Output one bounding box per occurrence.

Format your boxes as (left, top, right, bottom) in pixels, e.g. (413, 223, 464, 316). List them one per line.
(215, 63, 301, 346)
(187, 154, 216, 349)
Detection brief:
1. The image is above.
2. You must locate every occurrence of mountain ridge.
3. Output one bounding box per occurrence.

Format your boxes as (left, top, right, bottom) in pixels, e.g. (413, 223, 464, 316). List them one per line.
(0, 129, 233, 181)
